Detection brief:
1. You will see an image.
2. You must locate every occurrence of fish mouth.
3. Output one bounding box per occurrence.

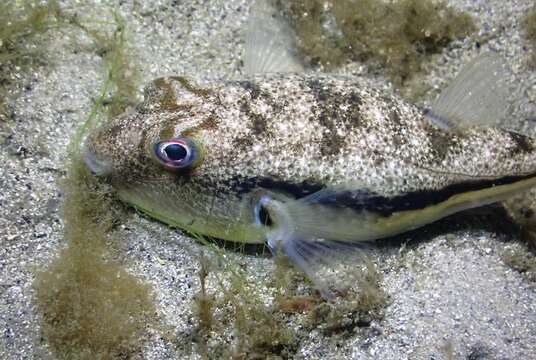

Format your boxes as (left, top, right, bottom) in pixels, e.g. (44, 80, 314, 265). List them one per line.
(83, 145, 112, 177)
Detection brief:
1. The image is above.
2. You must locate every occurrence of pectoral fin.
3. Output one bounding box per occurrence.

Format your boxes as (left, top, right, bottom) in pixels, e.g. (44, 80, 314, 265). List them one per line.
(258, 195, 369, 299)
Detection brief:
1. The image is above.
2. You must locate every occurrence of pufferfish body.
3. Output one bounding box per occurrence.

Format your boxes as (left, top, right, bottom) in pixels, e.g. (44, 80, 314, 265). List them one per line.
(84, 0, 536, 296)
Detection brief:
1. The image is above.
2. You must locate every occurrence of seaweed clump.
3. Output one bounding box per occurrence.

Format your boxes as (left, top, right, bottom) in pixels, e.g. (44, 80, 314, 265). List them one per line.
(34, 160, 155, 358)
(278, 0, 475, 86)
(33, 8, 153, 359)
(523, 4, 536, 69)
(190, 250, 389, 358)
(190, 252, 300, 359)
(306, 261, 388, 334)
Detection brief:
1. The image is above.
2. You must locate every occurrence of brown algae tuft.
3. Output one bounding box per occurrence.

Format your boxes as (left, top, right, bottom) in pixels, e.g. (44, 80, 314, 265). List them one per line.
(33, 8, 154, 359)
(306, 261, 388, 334)
(191, 248, 389, 358)
(34, 158, 155, 359)
(226, 276, 299, 358)
(190, 250, 300, 359)
(278, 0, 475, 86)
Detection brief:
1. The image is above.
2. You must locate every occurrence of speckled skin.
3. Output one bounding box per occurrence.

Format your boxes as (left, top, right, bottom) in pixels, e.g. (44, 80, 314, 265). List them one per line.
(85, 73, 536, 243)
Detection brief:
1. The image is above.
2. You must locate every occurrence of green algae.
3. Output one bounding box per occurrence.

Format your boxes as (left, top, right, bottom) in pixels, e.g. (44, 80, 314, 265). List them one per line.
(523, 4, 536, 68)
(306, 261, 388, 334)
(0, 1, 139, 123)
(32, 6, 153, 359)
(0, 1, 59, 66)
(34, 156, 155, 359)
(278, 0, 475, 86)
(190, 246, 389, 359)
(72, 13, 141, 120)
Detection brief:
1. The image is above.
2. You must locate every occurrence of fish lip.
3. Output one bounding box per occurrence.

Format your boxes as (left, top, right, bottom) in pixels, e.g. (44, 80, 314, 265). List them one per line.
(83, 145, 112, 177)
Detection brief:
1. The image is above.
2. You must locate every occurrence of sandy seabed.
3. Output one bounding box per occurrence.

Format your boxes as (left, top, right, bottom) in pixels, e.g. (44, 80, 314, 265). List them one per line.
(1, 0, 535, 359)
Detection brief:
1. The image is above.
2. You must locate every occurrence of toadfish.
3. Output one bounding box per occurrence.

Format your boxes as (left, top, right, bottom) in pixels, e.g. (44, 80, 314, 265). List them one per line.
(84, 1, 536, 297)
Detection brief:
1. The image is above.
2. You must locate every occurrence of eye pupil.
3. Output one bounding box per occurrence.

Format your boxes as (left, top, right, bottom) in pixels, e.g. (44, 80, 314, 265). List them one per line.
(154, 137, 199, 170)
(164, 143, 187, 161)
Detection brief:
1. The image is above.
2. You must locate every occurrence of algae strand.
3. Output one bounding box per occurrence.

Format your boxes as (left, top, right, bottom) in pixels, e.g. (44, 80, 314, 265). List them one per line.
(193, 251, 215, 333)
(190, 250, 300, 359)
(33, 7, 153, 359)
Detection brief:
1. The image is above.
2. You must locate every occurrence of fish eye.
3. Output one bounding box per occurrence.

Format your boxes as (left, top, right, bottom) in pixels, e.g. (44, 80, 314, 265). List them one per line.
(154, 137, 199, 170)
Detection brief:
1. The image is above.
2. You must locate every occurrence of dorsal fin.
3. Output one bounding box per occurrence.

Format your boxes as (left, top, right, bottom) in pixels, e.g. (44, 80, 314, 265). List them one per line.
(427, 53, 511, 130)
(244, 0, 304, 75)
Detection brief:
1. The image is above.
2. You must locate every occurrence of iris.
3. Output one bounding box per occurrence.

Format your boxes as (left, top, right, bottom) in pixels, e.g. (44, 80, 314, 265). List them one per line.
(154, 137, 198, 170)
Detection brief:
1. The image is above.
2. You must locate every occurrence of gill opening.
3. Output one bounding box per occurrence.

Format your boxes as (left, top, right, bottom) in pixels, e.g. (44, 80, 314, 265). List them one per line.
(254, 195, 274, 227)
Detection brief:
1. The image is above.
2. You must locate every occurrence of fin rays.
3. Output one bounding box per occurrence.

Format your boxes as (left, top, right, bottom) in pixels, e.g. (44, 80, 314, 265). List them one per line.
(428, 53, 511, 130)
(244, 0, 304, 75)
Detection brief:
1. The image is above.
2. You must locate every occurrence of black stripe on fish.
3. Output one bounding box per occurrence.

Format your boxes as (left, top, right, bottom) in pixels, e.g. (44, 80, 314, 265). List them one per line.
(228, 172, 536, 216)
(308, 173, 536, 216)
(229, 177, 324, 198)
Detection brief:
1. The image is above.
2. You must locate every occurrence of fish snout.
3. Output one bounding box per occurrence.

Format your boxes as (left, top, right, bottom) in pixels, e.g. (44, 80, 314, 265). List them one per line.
(83, 143, 112, 177)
